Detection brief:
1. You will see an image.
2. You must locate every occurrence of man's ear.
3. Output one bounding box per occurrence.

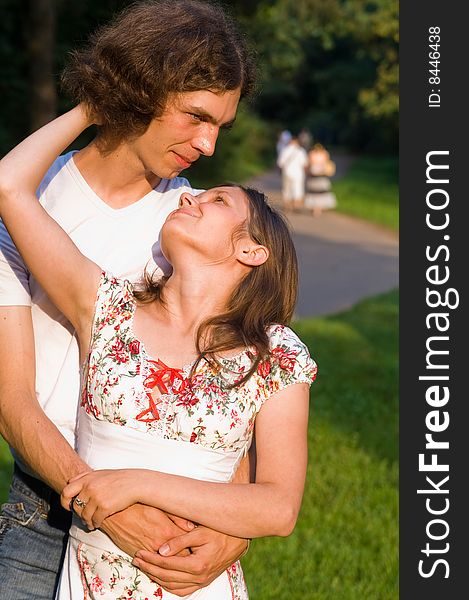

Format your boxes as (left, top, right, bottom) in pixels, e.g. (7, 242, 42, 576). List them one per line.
(237, 240, 269, 267)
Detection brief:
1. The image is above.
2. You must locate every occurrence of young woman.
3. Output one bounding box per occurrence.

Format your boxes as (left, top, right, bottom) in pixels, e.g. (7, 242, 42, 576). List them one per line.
(0, 106, 317, 599)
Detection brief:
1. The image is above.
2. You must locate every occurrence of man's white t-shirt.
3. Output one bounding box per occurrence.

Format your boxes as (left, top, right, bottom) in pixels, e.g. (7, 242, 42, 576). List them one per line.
(0, 151, 198, 470)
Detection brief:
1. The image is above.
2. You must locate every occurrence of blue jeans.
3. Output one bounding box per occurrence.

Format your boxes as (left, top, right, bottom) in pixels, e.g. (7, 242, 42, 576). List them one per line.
(0, 465, 71, 599)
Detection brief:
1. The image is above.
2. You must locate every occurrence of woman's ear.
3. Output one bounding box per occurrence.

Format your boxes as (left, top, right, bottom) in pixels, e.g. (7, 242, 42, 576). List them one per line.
(237, 240, 269, 267)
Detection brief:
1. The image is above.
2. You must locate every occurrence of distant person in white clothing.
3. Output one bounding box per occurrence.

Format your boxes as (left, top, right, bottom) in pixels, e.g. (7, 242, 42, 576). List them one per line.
(277, 135, 309, 212)
(276, 129, 292, 161)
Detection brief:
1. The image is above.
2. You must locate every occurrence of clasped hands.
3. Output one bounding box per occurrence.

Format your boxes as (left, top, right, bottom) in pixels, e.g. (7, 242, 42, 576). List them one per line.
(61, 469, 248, 596)
(62, 468, 142, 529)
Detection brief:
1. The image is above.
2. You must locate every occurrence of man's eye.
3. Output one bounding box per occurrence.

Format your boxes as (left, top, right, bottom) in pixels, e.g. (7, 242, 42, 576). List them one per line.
(215, 196, 225, 203)
(189, 113, 203, 121)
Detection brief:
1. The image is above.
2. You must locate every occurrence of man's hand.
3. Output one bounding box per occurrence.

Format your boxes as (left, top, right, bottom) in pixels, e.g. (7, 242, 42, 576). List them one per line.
(131, 526, 249, 597)
(101, 504, 194, 558)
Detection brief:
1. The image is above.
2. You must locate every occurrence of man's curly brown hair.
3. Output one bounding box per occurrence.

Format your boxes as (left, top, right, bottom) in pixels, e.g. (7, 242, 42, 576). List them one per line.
(61, 0, 257, 149)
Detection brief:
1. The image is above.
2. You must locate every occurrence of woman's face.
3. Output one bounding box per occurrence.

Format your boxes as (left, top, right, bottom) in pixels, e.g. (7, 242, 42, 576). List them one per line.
(161, 186, 251, 264)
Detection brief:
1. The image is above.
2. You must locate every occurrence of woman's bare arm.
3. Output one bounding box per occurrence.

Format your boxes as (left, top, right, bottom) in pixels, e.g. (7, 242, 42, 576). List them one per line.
(62, 383, 310, 539)
(0, 106, 101, 340)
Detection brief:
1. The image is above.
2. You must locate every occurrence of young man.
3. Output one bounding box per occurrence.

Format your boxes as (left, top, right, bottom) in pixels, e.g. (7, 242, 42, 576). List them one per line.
(0, 1, 255, 597)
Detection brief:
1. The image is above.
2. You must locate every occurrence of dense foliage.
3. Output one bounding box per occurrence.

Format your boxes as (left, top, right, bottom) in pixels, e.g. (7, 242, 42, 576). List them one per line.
(0, 0, 397, 157)
(245, 0, 398, 150)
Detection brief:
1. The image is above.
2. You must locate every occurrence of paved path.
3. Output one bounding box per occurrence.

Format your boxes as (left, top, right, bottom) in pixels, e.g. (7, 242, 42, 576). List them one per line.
(246, 157, 399, 319)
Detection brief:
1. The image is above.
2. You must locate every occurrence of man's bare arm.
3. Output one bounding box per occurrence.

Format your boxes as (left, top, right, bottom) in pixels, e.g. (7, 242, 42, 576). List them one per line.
(0, 305, 249, 588)
(0, 305, 89, 491)
(0, 305, 191, 555)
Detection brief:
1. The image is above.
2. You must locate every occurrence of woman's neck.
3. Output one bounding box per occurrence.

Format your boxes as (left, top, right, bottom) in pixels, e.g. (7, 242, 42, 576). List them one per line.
(134, 263, 249, 368)
(158, 268, 236, 331)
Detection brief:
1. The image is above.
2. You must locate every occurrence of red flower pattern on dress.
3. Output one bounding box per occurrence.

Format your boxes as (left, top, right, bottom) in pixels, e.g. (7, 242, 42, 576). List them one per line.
(110, 338, 129, 364)
(128, 339, 141, 356)
(257, 360, 271, 378)
(78, 543, 185, 599)
(82, 272, 317, 451)
(271, 346, 297, 373)
(176, 387, 199, 408)
(90, 575, 104, 593)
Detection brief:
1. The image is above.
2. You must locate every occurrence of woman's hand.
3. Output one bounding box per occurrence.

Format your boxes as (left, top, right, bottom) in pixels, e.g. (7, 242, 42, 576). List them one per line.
(0, 103, 103, 338)
(78, 101, 101, 127)
(61, 469, 144, 529)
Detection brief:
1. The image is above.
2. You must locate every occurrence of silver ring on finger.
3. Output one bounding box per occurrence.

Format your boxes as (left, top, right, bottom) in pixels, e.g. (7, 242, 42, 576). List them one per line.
(74, 496, 87, 509)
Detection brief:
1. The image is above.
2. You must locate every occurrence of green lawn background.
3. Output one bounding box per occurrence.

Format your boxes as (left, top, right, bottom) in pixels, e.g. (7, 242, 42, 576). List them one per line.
(332, 155, 398, 231)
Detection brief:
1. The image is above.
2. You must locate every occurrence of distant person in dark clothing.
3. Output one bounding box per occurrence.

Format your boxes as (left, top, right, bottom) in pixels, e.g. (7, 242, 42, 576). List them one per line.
(298, 128, 312, 152)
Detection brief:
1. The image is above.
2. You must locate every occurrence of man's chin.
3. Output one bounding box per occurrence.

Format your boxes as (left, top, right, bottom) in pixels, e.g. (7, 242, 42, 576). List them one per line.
(168, 166, 191, 179)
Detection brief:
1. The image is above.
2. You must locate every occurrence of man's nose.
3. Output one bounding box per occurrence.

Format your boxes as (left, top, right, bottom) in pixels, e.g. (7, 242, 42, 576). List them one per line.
(192, 124, 219, 157)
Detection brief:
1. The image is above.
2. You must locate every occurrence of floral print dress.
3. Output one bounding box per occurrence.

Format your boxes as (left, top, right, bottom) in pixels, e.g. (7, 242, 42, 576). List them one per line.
(56, 273, 317, 600)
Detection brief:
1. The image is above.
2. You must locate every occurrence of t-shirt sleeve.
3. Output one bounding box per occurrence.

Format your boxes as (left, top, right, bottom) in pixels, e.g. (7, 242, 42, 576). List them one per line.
(0, 219, 31, 306)
(261, 325, 317, 400)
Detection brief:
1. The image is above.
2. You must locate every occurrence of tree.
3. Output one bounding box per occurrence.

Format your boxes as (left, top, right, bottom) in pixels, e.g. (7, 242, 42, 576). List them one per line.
(28, 0, 57, 131)
(246, 0, 398, 151)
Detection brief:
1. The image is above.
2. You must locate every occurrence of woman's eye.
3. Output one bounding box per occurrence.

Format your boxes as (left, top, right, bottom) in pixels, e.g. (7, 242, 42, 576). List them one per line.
(215, 196, 225, 203)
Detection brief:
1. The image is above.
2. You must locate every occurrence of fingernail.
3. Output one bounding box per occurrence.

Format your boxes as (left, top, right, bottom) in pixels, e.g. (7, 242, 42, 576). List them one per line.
(132, 559, 140, 568)
(159, 544, 170, 556)
(187, 521, 195, 530)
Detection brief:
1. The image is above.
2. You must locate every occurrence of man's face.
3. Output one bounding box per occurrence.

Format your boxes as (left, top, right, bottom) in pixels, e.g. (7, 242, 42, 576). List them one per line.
(128, 89, 241, 179)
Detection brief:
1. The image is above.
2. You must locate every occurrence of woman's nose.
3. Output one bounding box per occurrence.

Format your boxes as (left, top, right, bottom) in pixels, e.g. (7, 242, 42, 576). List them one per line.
(179, 192, 199, 207)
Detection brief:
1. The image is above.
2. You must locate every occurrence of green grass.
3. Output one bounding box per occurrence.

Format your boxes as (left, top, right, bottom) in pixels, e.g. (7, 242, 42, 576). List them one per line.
(332, 156, 399, 231)
(242, 290, 398, 599)
(0, 291, 398, 599)
(0, 437, 13, 500)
